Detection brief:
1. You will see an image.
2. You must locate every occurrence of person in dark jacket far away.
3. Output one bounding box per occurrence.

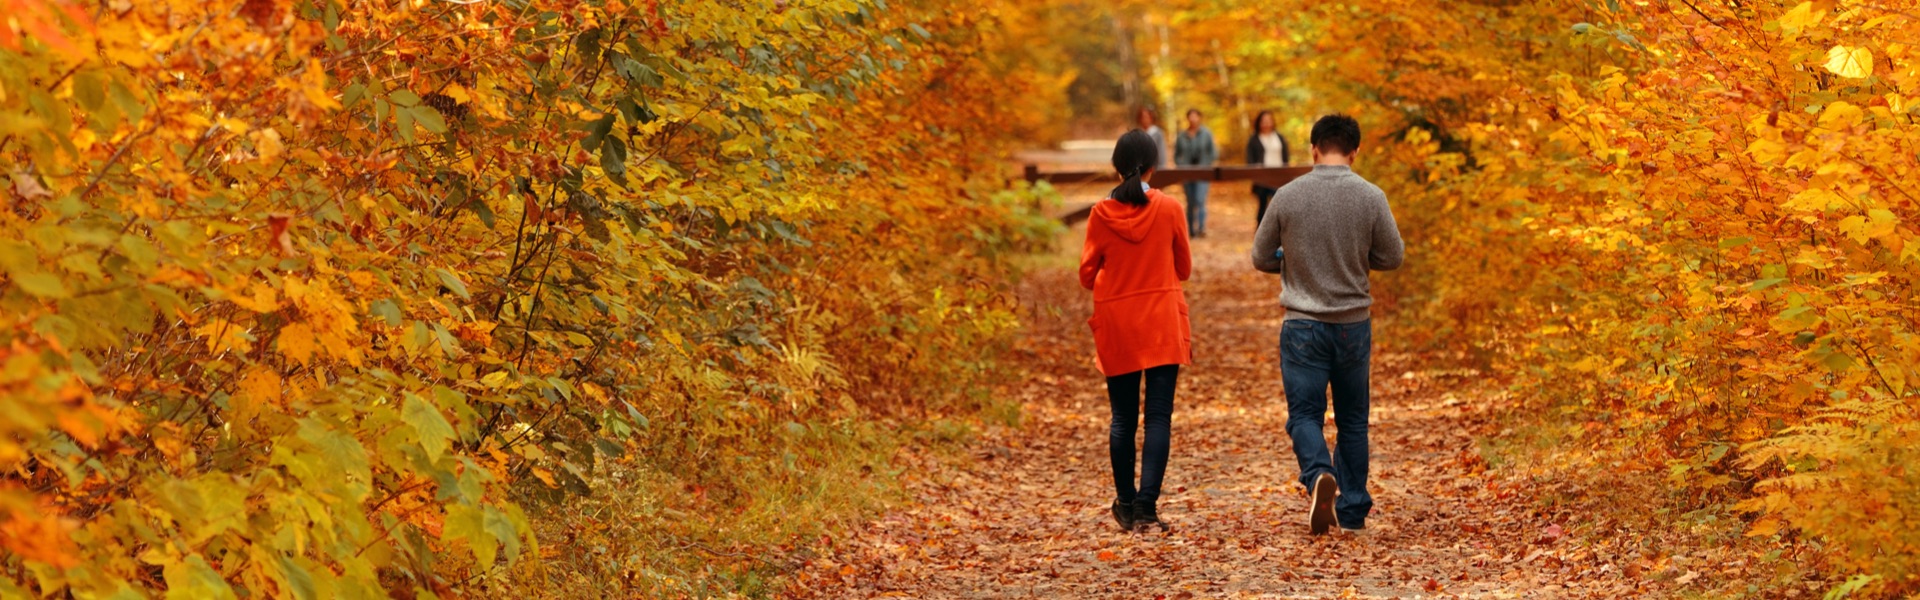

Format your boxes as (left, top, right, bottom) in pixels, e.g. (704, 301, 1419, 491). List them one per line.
(1173, 109, 1217, 238)
(1245, 109, 1290, 226)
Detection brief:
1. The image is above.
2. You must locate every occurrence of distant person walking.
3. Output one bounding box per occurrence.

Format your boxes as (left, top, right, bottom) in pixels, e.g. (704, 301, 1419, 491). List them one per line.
(1080, 129, 1193, 534)
(1173, 109, 1217, 238)
(1249, 114, 1403, 536)
(1136, 107, 1167, 168)
(1245, 110, 1291, 226)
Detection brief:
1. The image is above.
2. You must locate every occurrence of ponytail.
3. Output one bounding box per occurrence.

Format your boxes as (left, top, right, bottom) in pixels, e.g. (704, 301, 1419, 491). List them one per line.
(1109, 129, 1159, 206)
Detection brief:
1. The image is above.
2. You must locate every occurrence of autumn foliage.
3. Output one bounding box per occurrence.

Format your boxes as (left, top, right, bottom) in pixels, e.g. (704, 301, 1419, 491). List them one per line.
(1143, 0, 1918, 594)
(1, 0, 1056, 595)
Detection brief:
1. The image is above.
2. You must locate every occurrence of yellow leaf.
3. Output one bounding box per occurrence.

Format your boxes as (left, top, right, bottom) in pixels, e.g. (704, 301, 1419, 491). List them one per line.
(278, 323, 316, 365)
(1865, 209, 1900, 242)
(300, 60, 342, 110)
(1785, 188, 1844, 213)
(235, 367, 281, 405)
(1777, 2, 1820, 36)
(1823, 45, 1874, 79)
(1817, 101, 1863, 129)
(531, 467, 558, 488)
(1745, 138, 1787, 164)
(444, 83, 473, 104)
(249, 128, 284, 160)
(231, 367, 281, 426)
(229, 280, 281, 313)
(1746, 516, 1784, 538)
(193, 318, 251, 354)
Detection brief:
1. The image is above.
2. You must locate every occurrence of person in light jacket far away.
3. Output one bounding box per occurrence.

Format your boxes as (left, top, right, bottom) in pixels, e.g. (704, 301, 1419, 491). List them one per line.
(1080, 129, 1193, 534)
(1249, 114, 1403, 536)
(1173, 109, 1217, 238)
(1245, 110, 1291, 226)
(1136, 107, 1167, 168)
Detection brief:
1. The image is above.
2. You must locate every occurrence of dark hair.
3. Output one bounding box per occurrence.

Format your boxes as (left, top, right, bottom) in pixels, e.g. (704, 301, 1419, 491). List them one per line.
(1252, 110, 1275, 132)
(1186, 108, 1203, 118)
(1309, 113, 1361, 155)
(1109, 129, 1159, 206)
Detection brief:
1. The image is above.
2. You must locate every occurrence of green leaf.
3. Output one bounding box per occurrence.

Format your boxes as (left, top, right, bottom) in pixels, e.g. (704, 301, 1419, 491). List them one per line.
(395, 105, 416, 142)
(163, 555, 237, 600)
(118, 234, 158, 274)
(389, 89, 422, 107)
(277, 554, 320, 600)
(14, 272, 71, 298)
(293, 419, 373, 500)
(1825, 574, 1880, 600)
(484, 506, 523, 564)
(72, 71, 106, 110)
(434, 268, 470, 299)
(600, 136, 627, 175)
(434, 385, 479, 440)
(581, 113, 615, 151)
(1822, 349, 1855, 371)
(907, 23, 931, 39)
(1750, 278, 1787, 291)
(466, 195, 497, 228)
(444, 504, 496, 566)
(412, 105, 447, 133)
(108, 80, 146, 121)
(0, 241, 35, 274)
(403, 393, 456, 462)
(342, 82, 367, 107)
(371, 298, 403, 326)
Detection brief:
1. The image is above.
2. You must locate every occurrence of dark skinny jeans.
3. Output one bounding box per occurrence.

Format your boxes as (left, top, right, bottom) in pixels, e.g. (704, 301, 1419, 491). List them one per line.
(1107, 364, 1179, 509)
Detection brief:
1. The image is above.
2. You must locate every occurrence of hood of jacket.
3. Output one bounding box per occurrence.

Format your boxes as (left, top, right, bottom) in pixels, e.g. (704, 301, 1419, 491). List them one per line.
(1092, 195, 1160, 244)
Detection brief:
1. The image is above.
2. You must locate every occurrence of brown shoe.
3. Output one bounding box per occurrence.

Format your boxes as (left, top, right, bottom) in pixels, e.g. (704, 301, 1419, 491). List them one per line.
(1309, 473, 1337, 535)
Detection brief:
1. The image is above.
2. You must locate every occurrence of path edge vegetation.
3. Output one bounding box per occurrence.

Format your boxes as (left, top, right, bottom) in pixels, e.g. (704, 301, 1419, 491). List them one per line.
(0, 0, 1065, 597)
(1162, 1, 1920, 597)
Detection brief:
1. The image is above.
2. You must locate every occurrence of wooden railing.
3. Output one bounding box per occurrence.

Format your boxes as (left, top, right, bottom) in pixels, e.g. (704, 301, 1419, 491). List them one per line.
(1023, 165, 1313, 224)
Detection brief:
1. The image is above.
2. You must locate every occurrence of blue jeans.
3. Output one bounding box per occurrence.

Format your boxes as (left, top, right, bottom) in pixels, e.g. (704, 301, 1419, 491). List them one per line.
(1281, 319, 1373, 528)
(1181, 180, 1209, 237)
(1108, 365, 1179, 509)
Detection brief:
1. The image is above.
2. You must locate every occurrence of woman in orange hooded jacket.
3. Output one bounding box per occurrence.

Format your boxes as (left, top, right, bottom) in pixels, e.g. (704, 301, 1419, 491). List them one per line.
(1079, 129, 1192, 532)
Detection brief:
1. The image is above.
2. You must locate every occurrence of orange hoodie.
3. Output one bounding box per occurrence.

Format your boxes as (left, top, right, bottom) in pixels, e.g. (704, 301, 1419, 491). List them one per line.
(1078, 189, 1193, 377)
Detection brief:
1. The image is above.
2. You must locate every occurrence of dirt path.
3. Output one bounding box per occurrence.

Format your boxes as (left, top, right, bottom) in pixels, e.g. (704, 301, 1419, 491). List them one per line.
(786, 197, 1659, 599)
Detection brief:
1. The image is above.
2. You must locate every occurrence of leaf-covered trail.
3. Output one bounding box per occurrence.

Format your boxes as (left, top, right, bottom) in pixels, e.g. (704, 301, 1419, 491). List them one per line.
(787, 198, 1659, 599)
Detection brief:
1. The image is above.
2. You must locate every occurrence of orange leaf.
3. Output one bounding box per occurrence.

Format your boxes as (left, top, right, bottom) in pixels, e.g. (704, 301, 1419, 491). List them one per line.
(278, 323, 316, 365)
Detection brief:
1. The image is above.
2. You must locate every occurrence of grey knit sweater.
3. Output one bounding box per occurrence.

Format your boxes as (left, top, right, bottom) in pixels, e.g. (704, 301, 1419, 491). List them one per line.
(1249, 164, 1404, 323)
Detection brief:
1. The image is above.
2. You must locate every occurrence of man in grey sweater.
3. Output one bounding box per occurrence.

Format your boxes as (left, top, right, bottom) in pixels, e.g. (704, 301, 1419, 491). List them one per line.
(1249, 114, 1403, 535)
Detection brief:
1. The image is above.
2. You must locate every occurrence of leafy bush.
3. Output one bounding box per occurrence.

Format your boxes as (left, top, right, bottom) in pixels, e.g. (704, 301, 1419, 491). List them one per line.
(1161, 0, 1919, 595)
(0, 0, 1058, 595)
